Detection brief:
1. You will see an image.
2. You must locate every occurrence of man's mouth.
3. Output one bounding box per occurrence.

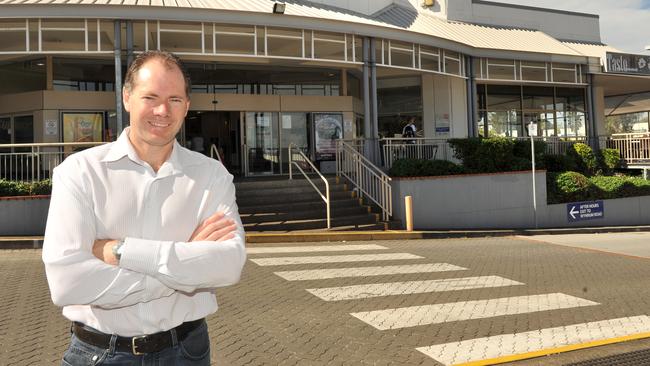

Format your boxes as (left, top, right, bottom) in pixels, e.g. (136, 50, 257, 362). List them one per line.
(148, 121, 171, 128)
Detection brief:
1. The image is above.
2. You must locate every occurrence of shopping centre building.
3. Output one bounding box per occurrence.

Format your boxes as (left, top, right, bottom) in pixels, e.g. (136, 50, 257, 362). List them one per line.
(1, 0, 649, 176)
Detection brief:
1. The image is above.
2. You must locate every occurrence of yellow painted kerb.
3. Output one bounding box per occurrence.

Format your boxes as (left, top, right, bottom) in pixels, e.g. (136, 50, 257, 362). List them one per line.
(452, 331, 650, 366)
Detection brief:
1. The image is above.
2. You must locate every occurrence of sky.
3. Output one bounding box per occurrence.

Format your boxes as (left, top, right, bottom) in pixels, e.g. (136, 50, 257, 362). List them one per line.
(490, 0, 650, 54)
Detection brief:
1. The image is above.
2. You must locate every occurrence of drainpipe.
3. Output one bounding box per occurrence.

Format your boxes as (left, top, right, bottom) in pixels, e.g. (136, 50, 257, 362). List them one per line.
(586, 73, 598, 150)
(114, 20, 123, 134)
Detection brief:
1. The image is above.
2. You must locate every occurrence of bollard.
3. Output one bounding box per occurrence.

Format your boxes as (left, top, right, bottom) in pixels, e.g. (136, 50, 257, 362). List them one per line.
(405, 195, 413, 232)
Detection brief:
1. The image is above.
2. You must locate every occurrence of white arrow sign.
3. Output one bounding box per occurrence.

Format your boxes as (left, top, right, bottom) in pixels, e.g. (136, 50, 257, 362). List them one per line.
(569, 205, 579, 219)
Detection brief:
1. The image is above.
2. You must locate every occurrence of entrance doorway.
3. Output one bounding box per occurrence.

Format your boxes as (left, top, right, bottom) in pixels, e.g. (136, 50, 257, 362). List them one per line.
(184, 111, 241, 175)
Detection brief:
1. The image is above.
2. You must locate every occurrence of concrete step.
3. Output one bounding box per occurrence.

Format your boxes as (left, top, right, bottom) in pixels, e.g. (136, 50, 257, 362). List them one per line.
(243, 213, 380, 232)
(235, 183, 347, 199)
(234, 175, 339, 191)
(240, 205, 371, 224)
(238, 198, 362, 214)
(237, 190, 355, 207)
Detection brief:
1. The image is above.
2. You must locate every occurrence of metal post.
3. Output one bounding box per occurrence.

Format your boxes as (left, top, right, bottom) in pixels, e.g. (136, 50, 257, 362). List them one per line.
(362, 37, 372, 161)
(466, 55, 477, 137)
(288, 144, 293, 180)
(370, 38, 379, 165)
(529, 122, 538, 229)
(126, 21, 134, 67)
(114, 20, 124, 134)
(405, 195, 413, 231)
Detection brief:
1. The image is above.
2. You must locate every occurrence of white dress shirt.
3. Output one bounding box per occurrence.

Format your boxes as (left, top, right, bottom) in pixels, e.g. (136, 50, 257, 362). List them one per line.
(42, 128, 246, 336)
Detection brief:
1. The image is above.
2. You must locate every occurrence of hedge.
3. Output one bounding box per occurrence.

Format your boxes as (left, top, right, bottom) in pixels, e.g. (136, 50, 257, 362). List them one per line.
(547, 173, 650, 204)
(0, 179, 52, 197)
(389, 159, 464, 177)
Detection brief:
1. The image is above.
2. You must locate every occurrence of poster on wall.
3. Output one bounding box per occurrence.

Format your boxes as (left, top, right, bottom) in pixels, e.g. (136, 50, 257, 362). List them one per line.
(314, 113, 342, 161)
(62, 112, 104, 143)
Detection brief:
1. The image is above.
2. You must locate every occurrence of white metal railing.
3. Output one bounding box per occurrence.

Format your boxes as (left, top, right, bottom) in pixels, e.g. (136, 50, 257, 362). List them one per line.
(336, 140, 392, 221)
(381, 137, 453, 170)
(608, 132, 650, 164)
(209, 144, 222, 162)
(0, 142, 105, 182)
(288, 143, 331, 229)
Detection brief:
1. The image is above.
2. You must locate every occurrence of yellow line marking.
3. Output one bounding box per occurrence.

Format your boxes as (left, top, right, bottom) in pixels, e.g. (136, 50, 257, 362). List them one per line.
(453, 331, 650, 366)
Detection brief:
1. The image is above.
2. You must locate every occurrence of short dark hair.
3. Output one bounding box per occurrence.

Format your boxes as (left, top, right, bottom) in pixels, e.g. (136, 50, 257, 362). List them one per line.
(123, 50, 192, 98)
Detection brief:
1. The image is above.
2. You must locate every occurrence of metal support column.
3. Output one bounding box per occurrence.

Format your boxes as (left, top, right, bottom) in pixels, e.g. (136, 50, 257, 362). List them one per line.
(114, 20, 124, 134)
(586, 73, 599, 150)
(466, 55, 477, 137)
(370, 38, 379, 165)
(126, 21, 134, 68)
(362, 37, 372, 160)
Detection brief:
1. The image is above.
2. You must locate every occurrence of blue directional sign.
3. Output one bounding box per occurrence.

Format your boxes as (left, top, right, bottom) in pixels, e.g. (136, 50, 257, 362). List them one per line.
(567, 201, 604, 222)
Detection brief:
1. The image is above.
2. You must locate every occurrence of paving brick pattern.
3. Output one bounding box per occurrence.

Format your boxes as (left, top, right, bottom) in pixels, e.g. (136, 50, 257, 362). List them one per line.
(4, 237, 650, 365)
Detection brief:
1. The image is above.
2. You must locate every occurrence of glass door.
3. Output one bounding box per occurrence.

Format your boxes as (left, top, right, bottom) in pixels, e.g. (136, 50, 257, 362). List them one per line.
(280, 113, 309, 174)
(244, 112, 279, 175)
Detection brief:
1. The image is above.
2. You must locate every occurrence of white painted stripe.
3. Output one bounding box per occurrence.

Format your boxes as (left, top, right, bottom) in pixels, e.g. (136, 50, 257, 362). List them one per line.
(351, 293, 598, 330)
(249, 253, 423, 266)
(308, 275, 523, 302)
(274, 263, 467, 281)
(247, 244, 387, 254)
(417, 315, 650, 366)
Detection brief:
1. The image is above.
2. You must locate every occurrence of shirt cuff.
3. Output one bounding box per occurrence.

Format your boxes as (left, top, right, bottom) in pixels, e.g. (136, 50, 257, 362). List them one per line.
(119, 237, 165, 277)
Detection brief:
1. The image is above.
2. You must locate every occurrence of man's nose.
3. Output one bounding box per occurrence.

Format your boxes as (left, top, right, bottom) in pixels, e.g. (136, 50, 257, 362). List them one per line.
(153, 102, 170, 116)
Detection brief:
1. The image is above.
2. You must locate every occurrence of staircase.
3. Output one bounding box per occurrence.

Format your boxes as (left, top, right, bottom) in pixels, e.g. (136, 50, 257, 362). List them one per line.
(235, 175, 394, 232)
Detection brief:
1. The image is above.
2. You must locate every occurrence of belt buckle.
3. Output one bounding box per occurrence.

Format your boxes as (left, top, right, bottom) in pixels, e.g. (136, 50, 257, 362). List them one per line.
(132, 335, 147, 355)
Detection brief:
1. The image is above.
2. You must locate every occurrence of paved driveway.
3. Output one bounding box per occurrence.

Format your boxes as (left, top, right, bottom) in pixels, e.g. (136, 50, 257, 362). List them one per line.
(3, 235, 650, 365)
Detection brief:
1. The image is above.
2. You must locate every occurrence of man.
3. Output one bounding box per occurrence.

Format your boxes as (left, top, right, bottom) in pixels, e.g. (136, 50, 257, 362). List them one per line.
(42, 51, 246, 365)
(402, 117, 417, 143)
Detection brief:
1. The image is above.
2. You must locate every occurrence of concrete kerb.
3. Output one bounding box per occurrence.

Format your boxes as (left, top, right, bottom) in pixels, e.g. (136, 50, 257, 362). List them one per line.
(2, 225, 650, 248)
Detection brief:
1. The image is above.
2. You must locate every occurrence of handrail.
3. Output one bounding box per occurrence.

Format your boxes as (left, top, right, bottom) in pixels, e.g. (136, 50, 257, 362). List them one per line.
(336, 140, 392, 221)
(288, 143, 331, 229)
(209, 144, 222, 162)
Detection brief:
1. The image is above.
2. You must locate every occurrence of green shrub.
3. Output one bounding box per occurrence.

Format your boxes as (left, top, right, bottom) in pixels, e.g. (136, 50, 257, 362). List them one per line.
(30, 179, 52, 195)
(448, 137, 545, 173)
(597, 148, 621, 174)
(543, 154, 577, 172)
(389, 159, 464, 177)
(552, 171, 595, 203)
(0, 179, 52, 197)
(568, 143, 597, 175)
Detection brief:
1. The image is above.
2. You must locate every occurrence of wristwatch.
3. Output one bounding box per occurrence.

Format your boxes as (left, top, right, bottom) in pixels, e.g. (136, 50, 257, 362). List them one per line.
(112, 239, 125, 261)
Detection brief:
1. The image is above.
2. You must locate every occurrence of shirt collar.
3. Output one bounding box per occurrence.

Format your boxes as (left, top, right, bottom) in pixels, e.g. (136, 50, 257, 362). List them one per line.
(101, 127, 185, 176)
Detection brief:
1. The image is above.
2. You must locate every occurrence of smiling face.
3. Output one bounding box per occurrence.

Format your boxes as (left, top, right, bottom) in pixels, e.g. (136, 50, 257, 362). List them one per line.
(123, 57, 190, 160)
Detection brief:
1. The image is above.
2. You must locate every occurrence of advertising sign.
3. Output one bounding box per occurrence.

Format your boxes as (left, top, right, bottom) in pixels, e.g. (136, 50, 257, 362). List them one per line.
(605, 52, 650, 75)
(314, 113, 342, 161)
(567, 201, 604, 222)
(62, 112, 103, 143)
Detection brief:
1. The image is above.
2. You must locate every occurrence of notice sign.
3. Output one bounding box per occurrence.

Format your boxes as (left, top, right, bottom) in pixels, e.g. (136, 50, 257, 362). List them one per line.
(567, 201, 604, 222)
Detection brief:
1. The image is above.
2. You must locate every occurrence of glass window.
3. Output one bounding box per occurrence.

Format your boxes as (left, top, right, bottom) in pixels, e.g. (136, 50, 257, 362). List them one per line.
(552, 63, 576, 83)
(487, 59, 515, 80)
(314, 39, 345, 61)
(390, 41, 414, 68)
(0, 116, 10, 146)
(0, 30, 27, 52)
(443, 51, 461, 75)
(522, 86, 554, 111)
(521, 61, 547, 82)
(13, 115, 33, 144)
(53, 58, 115, 92)
(215, 33, 255, 55)
(374, 39, 383, 64)
(486, 85, 521, 111)
(267, 37, 302, 57)
(131, 21, 146, 52)
(488, 110, 522, 137)
(160, 31, 202, 53)
(42, 29, 86, 51)
(606, 112, 649, 134)
(0, 58, 46, 94)
(556, 87, 585, 112)
(420, 46, 440, 72)
(99, 20, 115, 51)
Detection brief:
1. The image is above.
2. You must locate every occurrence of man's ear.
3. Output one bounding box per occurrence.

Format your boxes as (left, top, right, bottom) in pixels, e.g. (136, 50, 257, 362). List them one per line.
(184, 100, 191, 117)
(122, 87, 131, 112)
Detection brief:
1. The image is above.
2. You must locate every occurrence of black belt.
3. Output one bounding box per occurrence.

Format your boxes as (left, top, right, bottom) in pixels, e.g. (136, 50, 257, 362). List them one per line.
(72, 318, 204, 355)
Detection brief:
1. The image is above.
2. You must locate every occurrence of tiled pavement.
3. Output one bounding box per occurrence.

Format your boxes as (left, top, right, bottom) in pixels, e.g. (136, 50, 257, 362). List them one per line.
(4, 237, 650, 365)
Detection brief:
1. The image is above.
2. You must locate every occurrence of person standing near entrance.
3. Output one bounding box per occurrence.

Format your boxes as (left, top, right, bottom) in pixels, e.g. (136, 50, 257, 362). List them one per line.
(402, 116, 417, 143)
(42, 51, 246, 365)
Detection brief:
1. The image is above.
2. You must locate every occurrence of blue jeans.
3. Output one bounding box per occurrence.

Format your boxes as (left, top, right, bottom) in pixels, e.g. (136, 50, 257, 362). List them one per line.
(61, 321, 211, 365)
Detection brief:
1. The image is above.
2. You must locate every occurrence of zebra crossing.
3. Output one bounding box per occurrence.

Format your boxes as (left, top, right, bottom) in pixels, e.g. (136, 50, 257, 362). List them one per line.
(246, 243, 650, 365)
